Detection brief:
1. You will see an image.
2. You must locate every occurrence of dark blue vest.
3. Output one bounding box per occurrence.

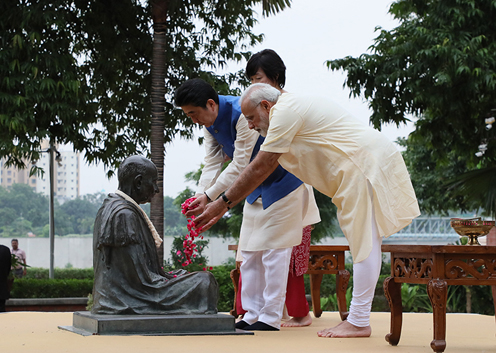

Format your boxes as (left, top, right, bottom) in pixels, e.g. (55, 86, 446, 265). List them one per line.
(206, 95, 302, 209)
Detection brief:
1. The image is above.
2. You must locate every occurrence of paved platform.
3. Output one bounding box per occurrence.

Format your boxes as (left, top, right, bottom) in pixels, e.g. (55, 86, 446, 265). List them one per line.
(61, 311, 248, 336)
(1, 311, 495, 353)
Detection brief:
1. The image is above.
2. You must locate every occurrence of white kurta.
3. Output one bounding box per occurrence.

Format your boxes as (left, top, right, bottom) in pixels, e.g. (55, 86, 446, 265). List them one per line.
(260, 93, 420, 263)
(238, 183, 320, 252)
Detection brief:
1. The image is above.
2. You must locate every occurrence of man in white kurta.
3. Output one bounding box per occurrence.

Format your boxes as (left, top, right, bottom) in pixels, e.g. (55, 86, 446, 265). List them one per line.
(194, 83, 420, 338)
(260, 92, 419, 264)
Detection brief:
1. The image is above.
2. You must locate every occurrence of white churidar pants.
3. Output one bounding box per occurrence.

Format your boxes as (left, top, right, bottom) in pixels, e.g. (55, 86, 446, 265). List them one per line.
(240, 247, 292, 329)
(346, 182, 383, 327)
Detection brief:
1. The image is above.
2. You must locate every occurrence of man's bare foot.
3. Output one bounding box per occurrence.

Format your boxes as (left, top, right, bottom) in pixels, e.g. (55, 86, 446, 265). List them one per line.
(317, 320, 371, 338)
(281, 313, 312, 327)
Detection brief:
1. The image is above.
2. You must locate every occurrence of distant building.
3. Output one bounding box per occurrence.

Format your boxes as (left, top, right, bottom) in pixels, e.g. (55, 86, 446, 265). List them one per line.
(0, 159, 37, 191)
(0, 140, 80, 204)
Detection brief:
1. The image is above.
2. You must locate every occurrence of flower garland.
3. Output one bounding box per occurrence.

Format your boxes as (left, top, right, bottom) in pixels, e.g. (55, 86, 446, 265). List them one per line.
(178, 197, 204, 267)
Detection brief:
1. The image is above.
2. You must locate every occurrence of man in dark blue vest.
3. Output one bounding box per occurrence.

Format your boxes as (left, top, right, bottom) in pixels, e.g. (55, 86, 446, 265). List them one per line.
(174, 79, 320, 331)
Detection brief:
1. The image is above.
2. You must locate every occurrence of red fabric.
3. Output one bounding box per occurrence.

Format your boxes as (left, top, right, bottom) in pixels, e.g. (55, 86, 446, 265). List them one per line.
(236, 275, 247, 316)
(289, 225, 312, 276)
(236, 226, 312, 317)
(285, 271, 309, 317)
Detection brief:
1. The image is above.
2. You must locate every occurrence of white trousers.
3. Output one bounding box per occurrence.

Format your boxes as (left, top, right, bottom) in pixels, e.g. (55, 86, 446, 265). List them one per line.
(240, 247, 292, 329)
(346, 183, 383, 327)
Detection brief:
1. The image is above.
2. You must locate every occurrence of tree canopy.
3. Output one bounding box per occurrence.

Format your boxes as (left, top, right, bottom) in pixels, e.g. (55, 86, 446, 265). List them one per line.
(327, 0, 496, 214)
(0, 184, 106, 237)
(0, 0, 286, 175)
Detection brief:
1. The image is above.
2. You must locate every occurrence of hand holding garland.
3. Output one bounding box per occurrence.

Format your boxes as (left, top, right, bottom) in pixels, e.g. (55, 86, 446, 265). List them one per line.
(184, 193, 209, 218)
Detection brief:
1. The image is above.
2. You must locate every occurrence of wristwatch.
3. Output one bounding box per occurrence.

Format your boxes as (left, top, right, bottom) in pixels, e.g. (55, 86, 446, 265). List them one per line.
(221, 193, 232, 210)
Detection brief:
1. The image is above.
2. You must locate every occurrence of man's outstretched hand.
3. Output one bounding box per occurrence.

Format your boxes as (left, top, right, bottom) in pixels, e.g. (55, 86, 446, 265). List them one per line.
(184, 194, 208, 218)
(193, 198, 229, 232)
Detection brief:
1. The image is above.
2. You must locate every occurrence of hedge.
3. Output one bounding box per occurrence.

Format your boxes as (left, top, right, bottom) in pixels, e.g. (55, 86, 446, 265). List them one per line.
(10, 278, 93, 298)
(24, 267, 94, 280)
(10, 266, 235, 312)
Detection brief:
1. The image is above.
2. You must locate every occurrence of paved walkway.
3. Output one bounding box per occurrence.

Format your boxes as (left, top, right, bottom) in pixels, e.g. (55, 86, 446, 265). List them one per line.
(1, 311, 495, 353)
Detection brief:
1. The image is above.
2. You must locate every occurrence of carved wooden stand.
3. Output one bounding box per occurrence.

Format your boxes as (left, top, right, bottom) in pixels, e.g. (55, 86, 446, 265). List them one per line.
(228, 245, 350, 320)
(307, 245, 350, 320)
(382, 245, 496, 353)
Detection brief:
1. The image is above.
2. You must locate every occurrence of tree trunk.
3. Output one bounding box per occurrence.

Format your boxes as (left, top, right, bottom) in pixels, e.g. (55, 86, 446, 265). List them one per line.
(150, 0, 169, 263)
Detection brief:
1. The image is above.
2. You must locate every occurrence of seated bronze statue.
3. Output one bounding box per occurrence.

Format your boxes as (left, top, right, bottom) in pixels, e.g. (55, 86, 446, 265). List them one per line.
(92, 155, 218, 315)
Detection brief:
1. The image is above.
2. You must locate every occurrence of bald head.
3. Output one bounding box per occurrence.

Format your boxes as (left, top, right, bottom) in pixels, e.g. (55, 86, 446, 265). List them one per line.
(118, 156, 156, 186)
(118, 155, 159, 204)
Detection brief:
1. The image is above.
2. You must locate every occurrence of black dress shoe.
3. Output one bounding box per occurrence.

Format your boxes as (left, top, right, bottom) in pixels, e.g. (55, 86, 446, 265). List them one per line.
(235, 320, 250, 329)
(244, 321, 279, 331)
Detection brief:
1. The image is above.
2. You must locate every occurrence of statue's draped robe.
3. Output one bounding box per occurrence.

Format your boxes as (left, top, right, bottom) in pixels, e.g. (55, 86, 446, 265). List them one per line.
(92, 193, 218, 315)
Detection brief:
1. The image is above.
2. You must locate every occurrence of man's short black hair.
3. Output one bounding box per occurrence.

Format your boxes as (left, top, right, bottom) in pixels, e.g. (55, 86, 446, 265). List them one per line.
(246, 49, 286, 89)
(174, 78, 219, 108)
(12, 239, 18, 243)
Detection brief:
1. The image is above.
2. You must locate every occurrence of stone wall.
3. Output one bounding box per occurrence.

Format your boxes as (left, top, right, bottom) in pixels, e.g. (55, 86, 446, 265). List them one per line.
(0, 236, 239, 268)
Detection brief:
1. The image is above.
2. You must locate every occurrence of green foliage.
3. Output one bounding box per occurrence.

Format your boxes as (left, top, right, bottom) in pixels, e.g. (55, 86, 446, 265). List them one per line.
(398, 137, 477, 215)
(163, 196, 188, 234)
(260, 0, 291, 16)
(445, 166, 496, 218)
(0, 184, 48, 229)
(396, 283, 493, 315)
(311, 190, 339, 242)
(401, 283, 426, 312)
(169, 235, 210, 272)
(9, 278, 93, 298)
(320, 286, 352, 311)
(327, 0, 496, 215)
(209, 264, 235, 312)
(24, 267, 94, 280)
(0, 185, 104, 237)
(10, 264, 237, 312)
(328, 0, 496, 148)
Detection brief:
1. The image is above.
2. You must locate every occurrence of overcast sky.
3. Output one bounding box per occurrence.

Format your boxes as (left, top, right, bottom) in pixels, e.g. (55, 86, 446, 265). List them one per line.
(80, 0, 413, 197)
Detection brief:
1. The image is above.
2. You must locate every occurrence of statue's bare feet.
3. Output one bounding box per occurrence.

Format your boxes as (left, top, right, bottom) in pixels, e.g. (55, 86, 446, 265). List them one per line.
(317, 320, 371, 338)
(281, 313, 312, 327)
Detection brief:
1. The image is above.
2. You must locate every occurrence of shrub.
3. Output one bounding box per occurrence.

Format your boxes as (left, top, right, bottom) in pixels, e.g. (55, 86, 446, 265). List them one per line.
(209, 264, 235, 313)
(169, 236, 210, 272)
(24, 267, 94, 280)
(10, 278, 93, 298)
(11, 265, 236, 312)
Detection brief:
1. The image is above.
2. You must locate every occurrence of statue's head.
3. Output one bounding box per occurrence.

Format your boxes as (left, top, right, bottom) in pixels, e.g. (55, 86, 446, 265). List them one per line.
(117, 155, 159, 204)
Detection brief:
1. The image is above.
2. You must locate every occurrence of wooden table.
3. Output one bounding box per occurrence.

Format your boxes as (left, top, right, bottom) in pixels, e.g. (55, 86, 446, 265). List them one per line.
(382, 244, 496, 353)
(228, 245, 350, 321)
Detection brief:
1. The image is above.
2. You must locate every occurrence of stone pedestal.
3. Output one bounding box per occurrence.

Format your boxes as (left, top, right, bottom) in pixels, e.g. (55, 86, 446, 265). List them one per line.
(59, 311, 253, 336)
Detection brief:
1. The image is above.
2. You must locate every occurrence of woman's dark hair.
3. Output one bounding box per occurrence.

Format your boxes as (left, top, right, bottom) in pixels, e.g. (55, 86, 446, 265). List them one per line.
(174, 78, 219, 108)
(246, 49, 286, 89)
